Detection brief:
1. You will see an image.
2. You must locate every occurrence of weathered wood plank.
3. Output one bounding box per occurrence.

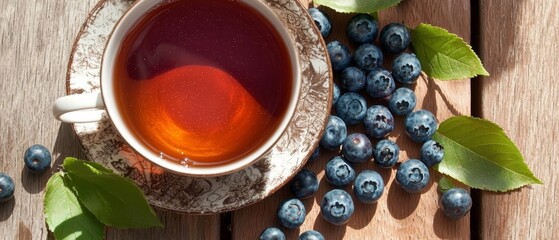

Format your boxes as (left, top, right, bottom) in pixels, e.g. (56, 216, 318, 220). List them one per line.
(232, 0, 471, 239)
(0, 1, 99, 239)
(478, 0, 559, 239)
(0, 1, 220, 239)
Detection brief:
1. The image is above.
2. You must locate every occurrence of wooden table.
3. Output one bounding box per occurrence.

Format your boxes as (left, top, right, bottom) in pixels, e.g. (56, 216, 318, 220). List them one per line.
(1, 0, 557, 239)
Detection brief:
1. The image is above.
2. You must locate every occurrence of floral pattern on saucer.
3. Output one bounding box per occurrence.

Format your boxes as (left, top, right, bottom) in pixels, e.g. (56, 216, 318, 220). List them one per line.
(67, 0, 331, 214)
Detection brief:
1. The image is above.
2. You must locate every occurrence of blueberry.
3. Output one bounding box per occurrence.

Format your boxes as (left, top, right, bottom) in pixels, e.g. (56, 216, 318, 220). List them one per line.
(0, 173, 15, 203)
(335, 92, 367, 125)
(327, 41, 352, 72)
(354, 170, 384, 204)
(308, 147, 320, 163)
(277, 198, 306, 229)
(259, 227, 286, 240)
(439, 188, 472, 220)
(366, 68, 396, 98)
(333, 82, 341, 107)
(340, 67, 366, 92)
(353, 43, 383, 72)
(320, 189, 354, 225)
(388, 87, 416, 116)
(290, 169, 319, 199)
(299, 230, 325, 240)
(24, 144, 52, 174)
(325, 156, 356, 187)
(404, 110, 438, 142)
(363, 105, 394, 138)
(308, 8, 332, 38)
(420, 140, 444, 167)
(379, 22, 410, 54)
(319, 115, 347, 150)
(396, 159, 430, 193)
(392, 53, 421, 84)
(346, 14, 378, 44)
(373, 139, 400, 168)
(342, 133, 373, 163)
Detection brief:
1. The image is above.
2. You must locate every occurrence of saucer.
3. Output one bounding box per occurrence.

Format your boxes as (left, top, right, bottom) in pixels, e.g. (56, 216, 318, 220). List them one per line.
(66, 0, 331, 214)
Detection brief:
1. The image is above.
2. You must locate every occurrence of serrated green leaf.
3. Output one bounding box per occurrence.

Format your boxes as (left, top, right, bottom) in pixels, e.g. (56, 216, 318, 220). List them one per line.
(44, 172, 104, 240)
(63, 158, 163, 228)
(433, 116, 542, 192)
(313, 0, 401, 13)
(438, 176, 456, 193)
(410, 23, 489, 80)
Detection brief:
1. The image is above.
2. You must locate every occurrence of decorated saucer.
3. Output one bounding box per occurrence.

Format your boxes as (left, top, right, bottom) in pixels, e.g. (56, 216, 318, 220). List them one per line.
(67, 0, 331, 214)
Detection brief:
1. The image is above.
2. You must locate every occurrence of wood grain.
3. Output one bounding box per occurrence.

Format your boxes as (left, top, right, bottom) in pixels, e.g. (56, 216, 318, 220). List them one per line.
(232, 0, 472, 239)
(0, 1, 220, 239)
(478, 0, 559, 239)
(0, 1, 98, 239)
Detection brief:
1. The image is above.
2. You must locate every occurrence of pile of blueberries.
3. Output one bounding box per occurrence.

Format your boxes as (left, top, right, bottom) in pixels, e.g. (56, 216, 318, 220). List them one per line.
(260, 8, 472, 240)
(0, 145, 52, 203)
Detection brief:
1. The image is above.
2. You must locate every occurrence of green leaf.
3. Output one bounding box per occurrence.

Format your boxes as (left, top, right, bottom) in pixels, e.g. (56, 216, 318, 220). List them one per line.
(438, 176, 456, 193)
(410, 23, 489, 80)
(313, 0, 401, 13)
(65, 157, 113, 173)
(63, 158, 163, 228)
(433, 116, 542, 192)
(44, 172, 104, 240)
(371, 12, 379, 20)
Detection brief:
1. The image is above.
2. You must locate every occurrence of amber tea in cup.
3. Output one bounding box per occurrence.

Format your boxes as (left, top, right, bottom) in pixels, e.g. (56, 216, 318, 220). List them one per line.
(113, 0, 294, 166)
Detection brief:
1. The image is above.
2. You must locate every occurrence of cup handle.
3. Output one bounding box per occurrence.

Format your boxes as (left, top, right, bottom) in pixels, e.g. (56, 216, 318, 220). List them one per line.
(53, 92, 106, 123)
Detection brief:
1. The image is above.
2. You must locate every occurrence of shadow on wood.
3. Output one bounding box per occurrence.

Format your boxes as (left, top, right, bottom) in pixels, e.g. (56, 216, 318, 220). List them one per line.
(53, 123, 90, 164)
(17, 221, 32, 240)
(0, 197, 15, 222)
(386, 179, 421, 219)
(20, 167, 48, 194)
(312, 213, 347, 240)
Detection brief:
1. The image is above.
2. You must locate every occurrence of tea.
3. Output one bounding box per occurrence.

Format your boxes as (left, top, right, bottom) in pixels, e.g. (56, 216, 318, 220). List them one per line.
(114, 0, 293, 165)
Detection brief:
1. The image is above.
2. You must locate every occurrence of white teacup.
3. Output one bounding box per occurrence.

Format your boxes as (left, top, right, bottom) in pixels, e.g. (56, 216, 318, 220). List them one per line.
(53, 0, 300, 177)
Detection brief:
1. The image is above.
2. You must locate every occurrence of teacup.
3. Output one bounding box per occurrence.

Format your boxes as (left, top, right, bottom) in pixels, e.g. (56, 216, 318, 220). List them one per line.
(53, 0, 300, 177)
